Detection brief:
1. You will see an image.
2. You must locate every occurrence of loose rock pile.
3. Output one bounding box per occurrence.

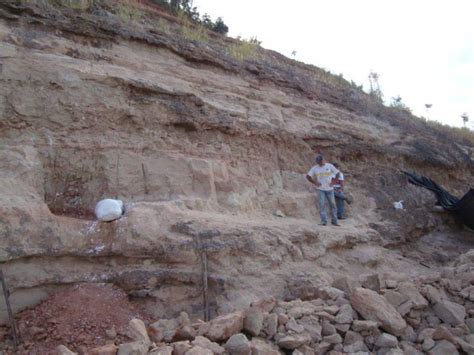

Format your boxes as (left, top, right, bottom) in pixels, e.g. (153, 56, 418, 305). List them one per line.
(8, 250, 474, 354)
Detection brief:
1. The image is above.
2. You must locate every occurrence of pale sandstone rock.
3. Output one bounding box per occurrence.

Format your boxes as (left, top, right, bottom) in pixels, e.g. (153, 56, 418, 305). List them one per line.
(225, 333, 251, 355)
(277, 333, 311, 349)
(261, 313, 278, 338)
(148, 346, 173, 355)
(334, 304, 353, 324)
(184, 346, 213, 355)
(417, 328, 435, 343)
(400, 341, 423, 354)
(383, 290, 408, 308)
(343, 341, 368, 353)
(128, 319, 150, 344)
(432, 325, 456, 343)
(149, 318, 179, 343)
(324, 333, 343, 344)
(172, 341, 192, 355)
(375, 333, 398, 348)
(251, 298, 277, 313)
(322, 320, 337, 336)
(350, 288, 406, 336)
(191, 336, 225, 354)
(56, 345, 77, 355)
(352, 320, 378, 332)
(429, 340, 459, 355)
(117, 341, 149, 355)
(397, 282, 428, 309)
(249, 337, 281, 355)
(243, 308, 264, 336)
(285, 318, 304, 333)
(332, 276, 358, 296)
(298, 316, 322, 342)
(420, 284, 442, 304)
(433, 300, 466, 326)
(360, 273, 381, 292)
(88, 344, 119, 355)
(205, 312, 244, 342)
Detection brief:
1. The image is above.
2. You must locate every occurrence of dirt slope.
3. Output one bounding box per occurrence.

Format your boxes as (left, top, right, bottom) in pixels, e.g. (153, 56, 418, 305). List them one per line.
(0, 0, 473, 326)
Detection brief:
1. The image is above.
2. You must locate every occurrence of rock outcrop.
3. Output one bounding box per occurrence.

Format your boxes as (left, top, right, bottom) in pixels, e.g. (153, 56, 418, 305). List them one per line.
(0, 0, 473, 330)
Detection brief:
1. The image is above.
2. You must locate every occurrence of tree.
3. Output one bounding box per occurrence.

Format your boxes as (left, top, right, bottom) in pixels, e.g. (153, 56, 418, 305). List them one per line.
(461, 112, 469, 127)
(368, 72, 383, 102)
(212, 17, 229, 34)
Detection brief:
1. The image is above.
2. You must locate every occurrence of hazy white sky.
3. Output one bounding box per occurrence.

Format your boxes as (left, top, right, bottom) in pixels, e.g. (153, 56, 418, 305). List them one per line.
(193, 0, 473, 128)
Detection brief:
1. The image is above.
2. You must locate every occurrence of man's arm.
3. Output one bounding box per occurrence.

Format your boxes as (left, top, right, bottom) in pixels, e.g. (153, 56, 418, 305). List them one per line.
(306, 174, 321, 187)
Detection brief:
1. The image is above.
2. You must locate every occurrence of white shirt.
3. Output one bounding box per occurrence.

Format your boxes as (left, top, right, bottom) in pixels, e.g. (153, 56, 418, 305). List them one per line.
(307, 163, 339, 191)
(332, 172, 344, 188)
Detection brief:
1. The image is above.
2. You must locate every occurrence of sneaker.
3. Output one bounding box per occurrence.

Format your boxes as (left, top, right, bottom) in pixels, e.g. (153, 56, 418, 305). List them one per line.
(338, 217, 346, 220)
(319, 222, 327, 226)
(331, 222, 341, 226)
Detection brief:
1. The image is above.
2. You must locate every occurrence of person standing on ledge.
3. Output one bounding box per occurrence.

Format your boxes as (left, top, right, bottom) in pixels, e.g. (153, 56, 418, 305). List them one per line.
(332, 163, 347, 220)
(306, 155, 340, 226)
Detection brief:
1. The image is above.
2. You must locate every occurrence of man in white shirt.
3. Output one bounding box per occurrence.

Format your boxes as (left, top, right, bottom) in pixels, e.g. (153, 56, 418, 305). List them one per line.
(306, 155, 340, 226)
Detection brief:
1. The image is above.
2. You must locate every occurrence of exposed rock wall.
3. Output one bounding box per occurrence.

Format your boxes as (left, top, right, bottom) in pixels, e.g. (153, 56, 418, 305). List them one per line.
(0, 1, 473, 324)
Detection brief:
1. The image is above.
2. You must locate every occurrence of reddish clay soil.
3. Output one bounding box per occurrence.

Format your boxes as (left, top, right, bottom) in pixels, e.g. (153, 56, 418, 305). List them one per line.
(8, 283, 149, 354)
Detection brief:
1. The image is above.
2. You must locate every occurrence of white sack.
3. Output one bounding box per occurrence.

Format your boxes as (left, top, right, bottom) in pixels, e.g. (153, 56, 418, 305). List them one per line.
(95, 199, 124, 222)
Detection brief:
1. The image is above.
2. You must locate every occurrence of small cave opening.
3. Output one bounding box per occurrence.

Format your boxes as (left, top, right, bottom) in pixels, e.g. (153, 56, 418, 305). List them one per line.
(41, 149, 112, 220)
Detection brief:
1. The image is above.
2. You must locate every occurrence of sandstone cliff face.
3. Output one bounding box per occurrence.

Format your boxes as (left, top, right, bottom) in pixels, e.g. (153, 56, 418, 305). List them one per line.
(0, 1, 473, 323)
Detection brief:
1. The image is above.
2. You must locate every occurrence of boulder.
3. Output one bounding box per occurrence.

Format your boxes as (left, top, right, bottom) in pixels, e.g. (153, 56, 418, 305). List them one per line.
(433, 300, 466, 326)
(148, 346, 173, 355)
(172, 341, 192, 355)
(324, 333, 342, 344)
(383, 290, 408, 308)
(397, 282, 428, 309)
(429, 340, 459, 355)
(332, 276, 358, 296)
(88, 344, 119, 355)
(350, 287, 406, 336)
(243, 308, 264, 336)
(127, 319, 150, 344)
(225, 333, 251, 355)
(185, 346, 213, 355)
(56, 345, 77, 355)
(117, 341, 149, 355)
(375, 333, 398, 348)
(191, 336, 225, 354)
(249, 337, 281, 355)
(352, 320, 378, 332)
(432, 325, 456, 343)
(285, 318, 304, 333)
(205, 312, 244, 342)
(261, 313, 278, 338)
(277, 333, 311, 349)
(251, 298, 277, 313)
(335, 304, 353, 324)
(360, 273, 381, 292)
(149, 318, 179, 343)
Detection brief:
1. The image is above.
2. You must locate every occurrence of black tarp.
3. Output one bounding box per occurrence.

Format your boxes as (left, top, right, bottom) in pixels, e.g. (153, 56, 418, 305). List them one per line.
(403, 171, 474, 230)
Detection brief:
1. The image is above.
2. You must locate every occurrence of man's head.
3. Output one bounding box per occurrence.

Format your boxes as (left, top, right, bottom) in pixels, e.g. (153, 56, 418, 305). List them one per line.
(315, 154, 324, 166)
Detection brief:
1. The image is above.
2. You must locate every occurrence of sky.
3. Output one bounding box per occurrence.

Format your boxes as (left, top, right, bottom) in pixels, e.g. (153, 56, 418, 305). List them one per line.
(193, 0, 473, 128)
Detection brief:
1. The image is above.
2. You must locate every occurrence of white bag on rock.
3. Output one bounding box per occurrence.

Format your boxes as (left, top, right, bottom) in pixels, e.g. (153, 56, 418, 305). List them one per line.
(95, 199, 124, 222)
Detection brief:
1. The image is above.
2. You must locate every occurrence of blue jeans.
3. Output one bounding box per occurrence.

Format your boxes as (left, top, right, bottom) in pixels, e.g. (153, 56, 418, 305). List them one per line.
(318, 190, 338, 224)
(334, 190, 345, 219)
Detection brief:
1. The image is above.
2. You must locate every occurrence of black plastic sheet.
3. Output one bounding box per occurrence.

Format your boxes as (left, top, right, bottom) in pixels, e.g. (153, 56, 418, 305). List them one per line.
(403, 171, 474, 230)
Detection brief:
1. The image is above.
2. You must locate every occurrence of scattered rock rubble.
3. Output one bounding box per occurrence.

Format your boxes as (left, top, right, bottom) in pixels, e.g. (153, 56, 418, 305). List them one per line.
(5, 249, 474, 354)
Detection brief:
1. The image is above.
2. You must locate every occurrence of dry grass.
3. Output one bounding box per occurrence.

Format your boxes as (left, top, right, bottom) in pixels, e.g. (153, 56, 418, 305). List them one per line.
(423, 119, 474, 146)
(228, 38, 260, 61)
